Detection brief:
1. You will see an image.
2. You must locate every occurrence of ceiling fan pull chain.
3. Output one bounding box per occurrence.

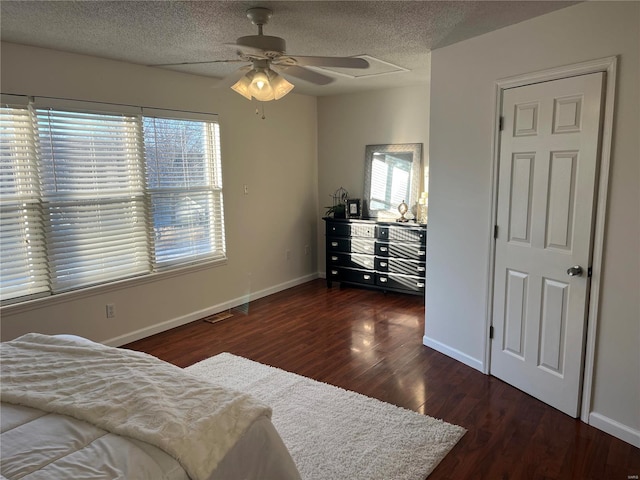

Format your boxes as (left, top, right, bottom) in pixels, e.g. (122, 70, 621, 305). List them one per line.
(255, 103, 266, 120)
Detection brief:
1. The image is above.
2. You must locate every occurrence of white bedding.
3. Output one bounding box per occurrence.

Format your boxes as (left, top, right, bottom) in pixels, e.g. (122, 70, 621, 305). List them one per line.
(0, 334, 300, 480)
(1, 402, 190, 480)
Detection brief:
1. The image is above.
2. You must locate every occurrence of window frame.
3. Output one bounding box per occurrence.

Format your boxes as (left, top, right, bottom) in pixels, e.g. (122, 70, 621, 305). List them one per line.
(142, 108, 226, 271)
(0, 95, 227, 307)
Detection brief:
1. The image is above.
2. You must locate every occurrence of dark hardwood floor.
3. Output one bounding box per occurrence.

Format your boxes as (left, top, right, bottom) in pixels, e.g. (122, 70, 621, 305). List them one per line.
(125, 279, 639, 480)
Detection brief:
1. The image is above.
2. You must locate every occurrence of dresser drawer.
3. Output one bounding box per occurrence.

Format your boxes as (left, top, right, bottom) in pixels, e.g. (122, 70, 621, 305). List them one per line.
(376, 274, 425, 293)
(375, 257, 425, 277)
(341, 268, 375, 285)
(351, 239, 376, 255)
(350, 224, 375, 238)
(326, 222, 375, 238)
(328, 252, 375, 270)
(327, 267, 375, 285)
(326, 222, 350, 237)
(327, 267, 341, 280)
(377, 226, 426, 244)
(327, 237, 350, 252)
(390, 227, 426, 244)
(375, 242, 426, 260)
(327, 238, 376, 255)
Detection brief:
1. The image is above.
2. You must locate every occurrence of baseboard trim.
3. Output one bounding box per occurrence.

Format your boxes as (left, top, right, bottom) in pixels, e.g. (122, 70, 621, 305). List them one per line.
(589, 412, 640, 447)
(103, 273, 319, 347)
(422, 335, 484, 372)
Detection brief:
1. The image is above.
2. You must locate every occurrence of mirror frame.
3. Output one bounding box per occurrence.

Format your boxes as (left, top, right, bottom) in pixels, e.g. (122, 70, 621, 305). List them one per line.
(363, 143, 423, 220)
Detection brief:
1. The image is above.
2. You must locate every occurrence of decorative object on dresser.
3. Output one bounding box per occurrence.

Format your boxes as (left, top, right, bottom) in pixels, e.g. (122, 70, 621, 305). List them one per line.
(324, 217, 426, 296)
(417, 191, 429, 224)
(397, 200, 409, 222)
(325, 186, 349, 218)
(346, 198, 361, 219)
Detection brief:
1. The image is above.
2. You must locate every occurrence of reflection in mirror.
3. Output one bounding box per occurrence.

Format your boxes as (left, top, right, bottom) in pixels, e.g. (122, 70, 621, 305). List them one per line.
(363, 144, 422, 220)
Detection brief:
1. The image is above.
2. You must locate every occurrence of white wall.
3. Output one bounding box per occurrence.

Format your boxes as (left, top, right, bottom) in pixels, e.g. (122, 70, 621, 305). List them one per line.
(316, 85, 430, 271)
(0, 43, 319, 345)
(425, 1, 639, 445)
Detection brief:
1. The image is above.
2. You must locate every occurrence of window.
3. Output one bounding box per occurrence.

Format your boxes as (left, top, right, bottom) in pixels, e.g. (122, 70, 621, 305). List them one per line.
(143, 115, 225, 267)
(0, 96, 226, 304)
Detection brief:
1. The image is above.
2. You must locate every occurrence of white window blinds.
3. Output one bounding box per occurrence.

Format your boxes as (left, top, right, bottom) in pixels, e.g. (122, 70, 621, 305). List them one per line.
(143, 115, 225, 267)
(36, 107, 150, 292)
(0, 99, 48, 301)
(0, 96, 225, 304)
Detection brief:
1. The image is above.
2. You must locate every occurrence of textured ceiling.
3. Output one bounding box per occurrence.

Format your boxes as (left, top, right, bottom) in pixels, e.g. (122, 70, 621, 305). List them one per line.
(1, 1, 577, 96)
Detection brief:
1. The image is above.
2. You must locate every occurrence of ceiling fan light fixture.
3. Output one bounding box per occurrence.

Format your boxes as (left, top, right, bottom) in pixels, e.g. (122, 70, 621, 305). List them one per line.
(230, 73, 253, 100)
(231, 66, 294, 102)
(249, 68, 274, 101)
(268, 70, 294, 100)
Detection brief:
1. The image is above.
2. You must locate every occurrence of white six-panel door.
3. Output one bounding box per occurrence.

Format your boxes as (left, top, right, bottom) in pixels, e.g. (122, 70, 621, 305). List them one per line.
(490, 72, 604, 417)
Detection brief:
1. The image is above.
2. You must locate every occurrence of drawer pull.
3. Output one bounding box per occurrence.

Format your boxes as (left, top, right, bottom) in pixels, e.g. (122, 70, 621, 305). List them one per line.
(417, 266, 425, 272)
(331, 256, 338, 261)
(380, 277, 388, 283)
(380, 246, 388, 252)
(363, 274, 371, 280)
(332, 226, 336, 231)
(379, 262, 388, 267)
(417, 282, 425, 288)
(419, 251, 426, 255)
(331, 270, 339, 275)
(331, 242, 339, 247)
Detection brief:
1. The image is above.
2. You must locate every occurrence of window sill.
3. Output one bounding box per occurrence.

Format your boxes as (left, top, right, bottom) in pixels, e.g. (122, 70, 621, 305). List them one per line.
(1, 257, 227, 316)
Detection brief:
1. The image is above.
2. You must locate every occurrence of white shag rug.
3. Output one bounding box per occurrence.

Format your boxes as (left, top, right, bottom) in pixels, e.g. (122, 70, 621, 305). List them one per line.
(185, 353, 466, 480)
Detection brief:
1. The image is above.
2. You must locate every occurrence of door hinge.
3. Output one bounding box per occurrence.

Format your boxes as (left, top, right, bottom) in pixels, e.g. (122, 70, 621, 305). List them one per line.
(489, 325, 494, 339)
(494, 225, 498, 239)
(499, 116, 504, 131)
(588, 267, 593, 277)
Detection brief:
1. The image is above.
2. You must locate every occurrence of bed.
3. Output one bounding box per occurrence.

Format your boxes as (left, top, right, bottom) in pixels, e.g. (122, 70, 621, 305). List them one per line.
(0, 333, 301, 480)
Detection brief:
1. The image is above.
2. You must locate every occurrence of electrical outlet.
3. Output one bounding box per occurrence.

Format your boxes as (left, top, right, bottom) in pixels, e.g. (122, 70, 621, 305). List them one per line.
(243, 184, 249, 195)
(106, 304, 116, 319)
(285, 249, 291, 261)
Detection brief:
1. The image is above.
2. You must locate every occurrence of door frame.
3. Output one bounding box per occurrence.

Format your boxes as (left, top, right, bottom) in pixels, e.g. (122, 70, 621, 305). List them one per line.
(485, 56, 617, 421)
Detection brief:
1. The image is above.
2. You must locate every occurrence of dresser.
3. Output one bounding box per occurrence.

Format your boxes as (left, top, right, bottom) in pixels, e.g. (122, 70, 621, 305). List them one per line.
(324, 217, 426, 296)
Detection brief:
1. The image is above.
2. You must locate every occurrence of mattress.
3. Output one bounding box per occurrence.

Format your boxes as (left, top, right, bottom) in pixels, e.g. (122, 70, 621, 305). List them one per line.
(0, 335, 300, 480)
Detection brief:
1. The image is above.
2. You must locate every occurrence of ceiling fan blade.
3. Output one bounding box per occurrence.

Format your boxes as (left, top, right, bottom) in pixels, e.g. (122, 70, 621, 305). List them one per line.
(272, 65, 334, 86)
(280, 56, 369, 69)
(149, 59, 245, 67)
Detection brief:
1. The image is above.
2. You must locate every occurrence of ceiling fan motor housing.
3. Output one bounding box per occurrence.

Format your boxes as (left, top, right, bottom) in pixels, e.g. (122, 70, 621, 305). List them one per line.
(236, 35, 286, 55)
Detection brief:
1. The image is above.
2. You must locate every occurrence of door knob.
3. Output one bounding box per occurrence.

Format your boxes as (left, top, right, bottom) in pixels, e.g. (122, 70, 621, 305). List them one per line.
(567, 265, 583, 277)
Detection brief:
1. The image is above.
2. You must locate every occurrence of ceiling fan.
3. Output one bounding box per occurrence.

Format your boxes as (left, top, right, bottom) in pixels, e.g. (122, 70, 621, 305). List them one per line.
(153, 7, 369, 101)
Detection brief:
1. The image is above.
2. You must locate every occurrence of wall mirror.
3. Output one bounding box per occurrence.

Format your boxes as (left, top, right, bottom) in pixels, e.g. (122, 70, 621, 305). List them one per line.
(363, 143, 423, 220)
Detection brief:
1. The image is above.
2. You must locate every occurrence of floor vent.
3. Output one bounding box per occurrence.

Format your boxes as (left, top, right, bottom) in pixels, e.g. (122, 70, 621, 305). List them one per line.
(203, 311, 234, 324)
